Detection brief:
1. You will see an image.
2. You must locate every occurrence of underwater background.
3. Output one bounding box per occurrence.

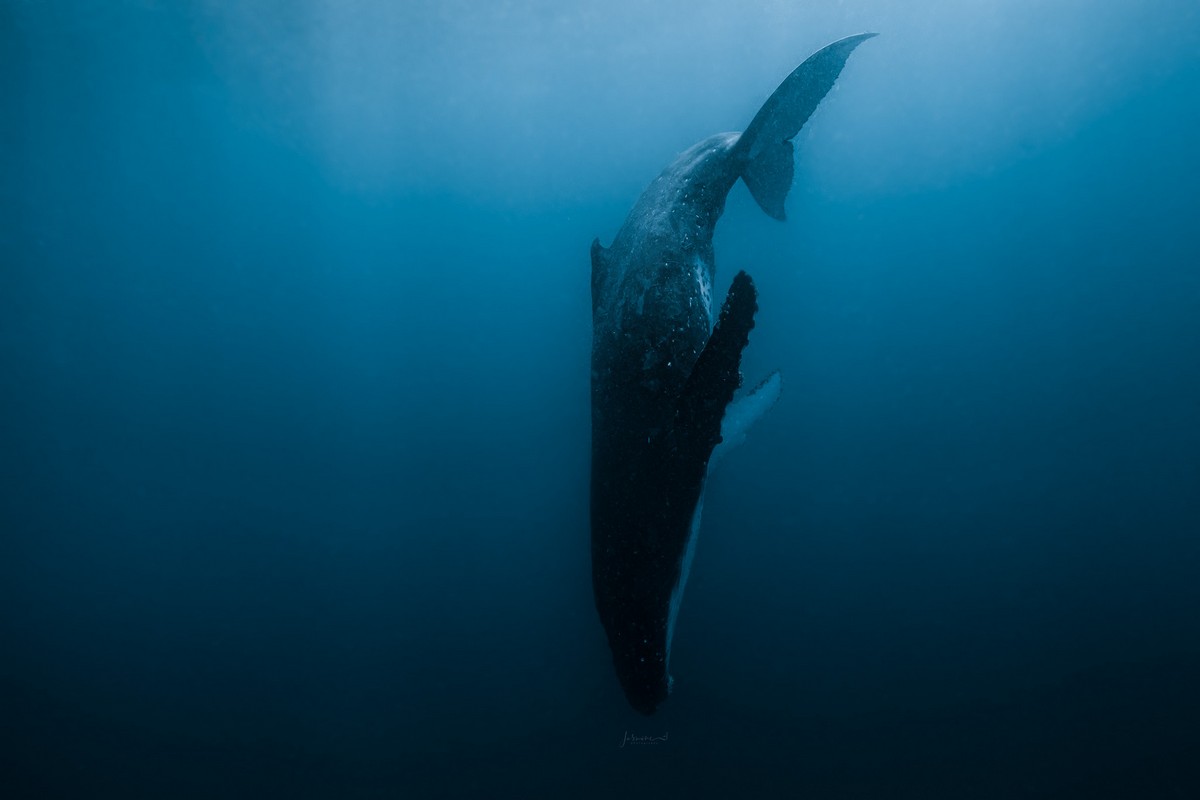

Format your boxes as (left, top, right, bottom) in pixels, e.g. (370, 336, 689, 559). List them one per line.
(2, 1, 1198, 797)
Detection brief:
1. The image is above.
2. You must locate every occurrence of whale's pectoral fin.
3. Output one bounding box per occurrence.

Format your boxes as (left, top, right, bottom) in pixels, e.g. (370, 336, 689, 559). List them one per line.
(739, 32, 877, 220)
(675, 271, 759, 462)
(709, 371, 783, 473)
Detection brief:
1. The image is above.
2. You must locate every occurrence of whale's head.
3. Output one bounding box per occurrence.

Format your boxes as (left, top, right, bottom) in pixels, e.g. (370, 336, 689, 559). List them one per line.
(614, 643, 671, 715)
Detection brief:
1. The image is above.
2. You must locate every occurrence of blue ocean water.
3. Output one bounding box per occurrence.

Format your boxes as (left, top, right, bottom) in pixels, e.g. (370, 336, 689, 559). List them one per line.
(2, 1, 1198, 797)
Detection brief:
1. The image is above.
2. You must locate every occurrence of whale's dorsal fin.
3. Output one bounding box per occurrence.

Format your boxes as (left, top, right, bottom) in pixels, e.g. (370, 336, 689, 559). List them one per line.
(739, 32, 877, 221)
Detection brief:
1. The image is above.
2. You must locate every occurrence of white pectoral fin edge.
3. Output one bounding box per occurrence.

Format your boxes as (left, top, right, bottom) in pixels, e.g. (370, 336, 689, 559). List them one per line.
(664, 370, 783, 679)
(709, 370, 783, 474)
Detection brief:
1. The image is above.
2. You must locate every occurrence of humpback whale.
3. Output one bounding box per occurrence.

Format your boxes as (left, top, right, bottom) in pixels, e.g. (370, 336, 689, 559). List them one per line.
(590, 34, 876, 715)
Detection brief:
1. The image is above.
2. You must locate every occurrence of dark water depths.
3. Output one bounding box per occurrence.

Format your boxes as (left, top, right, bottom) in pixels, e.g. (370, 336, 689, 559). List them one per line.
(3, 2, 1198, 797)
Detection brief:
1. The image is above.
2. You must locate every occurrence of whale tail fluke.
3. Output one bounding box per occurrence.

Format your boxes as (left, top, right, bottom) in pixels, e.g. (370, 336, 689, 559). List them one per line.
(742, 141, 795, 221)
(739, 32, 877, 221)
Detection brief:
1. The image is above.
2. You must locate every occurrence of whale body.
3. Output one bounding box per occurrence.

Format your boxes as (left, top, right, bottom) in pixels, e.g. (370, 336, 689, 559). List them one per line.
(589, 34, 876, 714)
